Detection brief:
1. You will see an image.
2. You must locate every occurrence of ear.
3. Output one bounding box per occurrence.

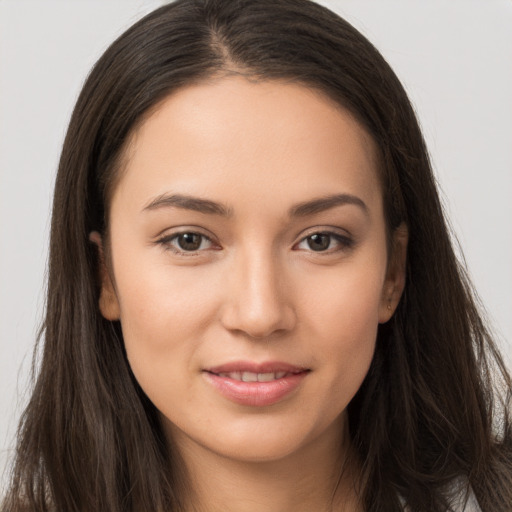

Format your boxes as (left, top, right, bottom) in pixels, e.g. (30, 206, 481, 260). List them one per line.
(379, 223, 408, 323)
(89, 231, 121, 321)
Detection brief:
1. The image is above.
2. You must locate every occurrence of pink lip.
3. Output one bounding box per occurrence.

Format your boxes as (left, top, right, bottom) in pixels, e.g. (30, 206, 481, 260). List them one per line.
(203, 360, 309, 407)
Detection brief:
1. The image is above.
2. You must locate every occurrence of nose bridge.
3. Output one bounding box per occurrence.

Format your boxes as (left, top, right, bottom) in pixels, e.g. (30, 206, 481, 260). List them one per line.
(222, 243, 295, 338)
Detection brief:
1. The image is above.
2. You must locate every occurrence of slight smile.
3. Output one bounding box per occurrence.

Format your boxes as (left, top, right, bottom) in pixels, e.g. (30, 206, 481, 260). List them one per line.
(203, 361, 310, 407)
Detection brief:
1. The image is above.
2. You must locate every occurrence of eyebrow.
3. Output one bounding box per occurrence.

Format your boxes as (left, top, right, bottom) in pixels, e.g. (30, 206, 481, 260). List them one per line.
(142, 193, 233, 216)
(288, 193, 369, 217)
(142, 192, 368, 218)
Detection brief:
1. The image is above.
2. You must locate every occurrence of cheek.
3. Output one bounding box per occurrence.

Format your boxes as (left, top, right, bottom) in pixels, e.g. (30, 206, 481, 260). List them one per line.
(112, 255, 225, 380)
(310, 285, 379, 371)
(299, 257, 386, 397)
(116, 248, 221, 324)
(301, 255, 386, 338)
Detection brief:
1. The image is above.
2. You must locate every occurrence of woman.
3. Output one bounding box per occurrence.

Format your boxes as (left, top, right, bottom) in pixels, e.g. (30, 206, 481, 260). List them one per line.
(3, 0, 511, 510)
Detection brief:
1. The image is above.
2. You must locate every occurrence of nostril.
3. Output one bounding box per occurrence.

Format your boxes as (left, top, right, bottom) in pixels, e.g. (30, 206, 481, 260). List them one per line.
(219, 259, 297, 337)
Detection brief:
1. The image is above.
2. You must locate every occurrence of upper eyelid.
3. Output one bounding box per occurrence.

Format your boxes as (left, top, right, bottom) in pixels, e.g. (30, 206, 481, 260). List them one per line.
(154, 225, 217, 241)
(294, 225, 353, 241)
(295, 232, 352, 247)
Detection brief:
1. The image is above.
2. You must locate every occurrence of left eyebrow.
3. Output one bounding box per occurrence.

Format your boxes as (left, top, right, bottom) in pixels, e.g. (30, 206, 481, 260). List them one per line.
(288, 193, 369, 217)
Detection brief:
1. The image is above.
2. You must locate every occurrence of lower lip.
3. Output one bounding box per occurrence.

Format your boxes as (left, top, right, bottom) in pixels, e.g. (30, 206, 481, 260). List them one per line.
(203, 371, 308, 407)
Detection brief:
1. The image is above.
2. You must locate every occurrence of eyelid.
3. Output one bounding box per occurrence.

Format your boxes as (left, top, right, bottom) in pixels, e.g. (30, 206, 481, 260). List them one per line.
(152, 224, 217, 240)
(294, 225, 353, 241)
(155, 227, 220, 256)
(293, 227, 355, 253)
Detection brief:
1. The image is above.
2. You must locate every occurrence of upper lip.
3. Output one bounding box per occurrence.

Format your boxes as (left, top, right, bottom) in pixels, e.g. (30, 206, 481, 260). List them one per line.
(205, 361, 309, 374)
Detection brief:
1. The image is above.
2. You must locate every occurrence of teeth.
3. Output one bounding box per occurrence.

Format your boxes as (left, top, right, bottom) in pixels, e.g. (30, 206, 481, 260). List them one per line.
(218, 371, 290, 382)
(258, 372, 275, 382)
(242, 371, 258, 382)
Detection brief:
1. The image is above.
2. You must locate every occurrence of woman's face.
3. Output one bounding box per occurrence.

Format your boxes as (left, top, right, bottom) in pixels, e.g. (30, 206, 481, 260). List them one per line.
(97, 77, 406, 463)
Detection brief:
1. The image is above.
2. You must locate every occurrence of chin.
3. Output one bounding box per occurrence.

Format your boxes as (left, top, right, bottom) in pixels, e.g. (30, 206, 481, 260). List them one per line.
(205, 432, 310, 464)
(163, 409, 347, 466)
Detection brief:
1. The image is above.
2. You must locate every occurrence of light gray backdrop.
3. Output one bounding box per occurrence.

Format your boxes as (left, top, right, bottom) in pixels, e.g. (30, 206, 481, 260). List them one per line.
(1, 0, 511, 490)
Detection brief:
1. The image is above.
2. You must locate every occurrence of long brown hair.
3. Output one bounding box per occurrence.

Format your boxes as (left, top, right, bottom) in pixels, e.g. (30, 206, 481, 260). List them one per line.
(3, 1, 511, 510)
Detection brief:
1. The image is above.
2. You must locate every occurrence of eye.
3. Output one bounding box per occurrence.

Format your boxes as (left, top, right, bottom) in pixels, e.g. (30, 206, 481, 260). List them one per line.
(295, 231, 353, 253)
(158, 231, 215, 254)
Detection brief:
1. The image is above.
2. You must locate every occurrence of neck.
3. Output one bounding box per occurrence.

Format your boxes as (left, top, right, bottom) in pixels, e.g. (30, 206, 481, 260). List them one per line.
(167, 414, 363, 512)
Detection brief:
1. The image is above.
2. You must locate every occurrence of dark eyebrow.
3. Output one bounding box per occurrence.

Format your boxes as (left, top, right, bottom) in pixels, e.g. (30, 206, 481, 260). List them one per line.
(288, 194, 369, 217)
(142, 192, 367, 218)
(142, 193, 232, 216)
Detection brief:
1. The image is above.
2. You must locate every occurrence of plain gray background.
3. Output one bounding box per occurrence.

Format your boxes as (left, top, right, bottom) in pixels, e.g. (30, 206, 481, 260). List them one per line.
(1, 0, 511, 489)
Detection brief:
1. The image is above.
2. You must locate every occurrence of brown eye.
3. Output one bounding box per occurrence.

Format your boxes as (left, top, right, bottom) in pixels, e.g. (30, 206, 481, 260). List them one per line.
(157, 231, 215, 254)
(306, 233, 331, 251)
(295, 231, 354, 254)
(176, 233, 204, 251)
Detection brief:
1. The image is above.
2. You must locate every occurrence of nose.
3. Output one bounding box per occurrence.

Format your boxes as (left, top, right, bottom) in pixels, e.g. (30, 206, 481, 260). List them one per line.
(220, 248, 296, 339)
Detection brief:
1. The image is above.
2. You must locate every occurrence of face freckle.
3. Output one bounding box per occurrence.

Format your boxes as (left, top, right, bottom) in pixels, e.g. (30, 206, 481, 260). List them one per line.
(100, 76, 406, 466)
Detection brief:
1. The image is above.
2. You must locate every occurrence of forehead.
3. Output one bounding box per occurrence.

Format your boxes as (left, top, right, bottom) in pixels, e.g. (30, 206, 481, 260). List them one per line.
(112, 77, 382, 218)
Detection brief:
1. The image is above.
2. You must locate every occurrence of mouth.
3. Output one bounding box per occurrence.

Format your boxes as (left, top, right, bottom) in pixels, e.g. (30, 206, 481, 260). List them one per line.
(210, 370, 298, 382)
(203, 361, 310, 406)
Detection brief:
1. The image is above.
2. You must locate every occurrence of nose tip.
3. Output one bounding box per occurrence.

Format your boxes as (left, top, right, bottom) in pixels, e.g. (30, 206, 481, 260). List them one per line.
(224, 297, 295, 340)
(220, 257, 296, 339)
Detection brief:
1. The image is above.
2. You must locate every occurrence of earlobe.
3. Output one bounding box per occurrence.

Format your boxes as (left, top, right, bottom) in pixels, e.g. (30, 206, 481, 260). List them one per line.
(89, 231, 121, 321)
(379, 223, 408, 323)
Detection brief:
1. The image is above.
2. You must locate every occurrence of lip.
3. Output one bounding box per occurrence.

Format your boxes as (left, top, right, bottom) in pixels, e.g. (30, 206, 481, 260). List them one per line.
(203, 360, 310, 407)
(206, 361, 308, 374)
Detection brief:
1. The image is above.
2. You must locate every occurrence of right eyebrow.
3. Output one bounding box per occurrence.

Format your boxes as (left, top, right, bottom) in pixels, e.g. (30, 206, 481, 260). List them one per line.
(142, 193, 233, 217)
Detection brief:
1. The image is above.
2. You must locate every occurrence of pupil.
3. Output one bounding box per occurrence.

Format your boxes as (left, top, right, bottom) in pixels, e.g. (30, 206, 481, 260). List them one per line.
(308, 233, 330, 251)
(178, 233, 201, 251)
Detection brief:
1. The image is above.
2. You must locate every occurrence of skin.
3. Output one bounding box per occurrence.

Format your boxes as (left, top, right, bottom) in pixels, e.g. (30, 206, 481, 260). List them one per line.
(92, 77, 407, 512)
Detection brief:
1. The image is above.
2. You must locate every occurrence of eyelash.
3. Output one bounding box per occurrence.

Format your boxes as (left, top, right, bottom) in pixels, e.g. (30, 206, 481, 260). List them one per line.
(156, 229, 354, 256)
(156, 231, 217, 256)
(294, 231, 354, 253)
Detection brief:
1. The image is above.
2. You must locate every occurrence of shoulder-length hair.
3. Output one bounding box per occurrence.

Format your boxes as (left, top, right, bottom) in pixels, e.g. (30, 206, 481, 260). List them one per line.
(4, 1, 511, 511)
